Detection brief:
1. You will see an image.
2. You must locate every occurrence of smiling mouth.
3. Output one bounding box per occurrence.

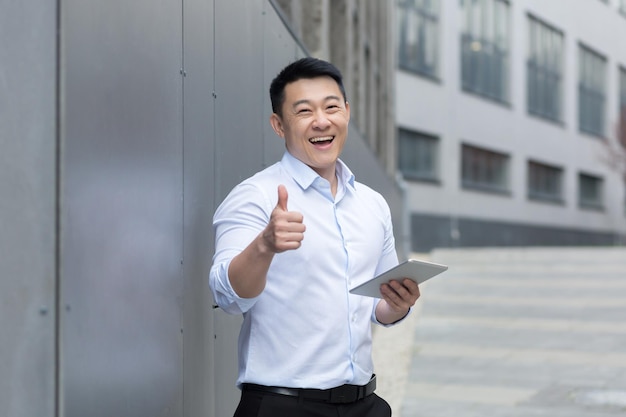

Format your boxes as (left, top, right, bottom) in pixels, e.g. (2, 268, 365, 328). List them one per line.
(309, 136, 334, 145)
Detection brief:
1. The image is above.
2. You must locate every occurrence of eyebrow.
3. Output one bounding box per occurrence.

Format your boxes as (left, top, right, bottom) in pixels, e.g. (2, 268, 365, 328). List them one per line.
(292, 95, 342, 108)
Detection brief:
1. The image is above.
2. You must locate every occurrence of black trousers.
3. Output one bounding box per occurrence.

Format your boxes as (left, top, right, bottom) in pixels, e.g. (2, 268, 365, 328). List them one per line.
(233, 389, 392, 417)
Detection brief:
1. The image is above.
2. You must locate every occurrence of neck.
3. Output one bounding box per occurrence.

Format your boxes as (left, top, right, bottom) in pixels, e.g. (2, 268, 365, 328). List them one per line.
(314, 165, 338, 197)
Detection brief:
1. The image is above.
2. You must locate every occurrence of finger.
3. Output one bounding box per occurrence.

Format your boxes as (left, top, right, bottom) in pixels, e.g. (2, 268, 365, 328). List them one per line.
(277, 184, 288, 212)
(385, 280, 420, 304)
(379, 283, 404, 309)
(402, 278, 420, 295)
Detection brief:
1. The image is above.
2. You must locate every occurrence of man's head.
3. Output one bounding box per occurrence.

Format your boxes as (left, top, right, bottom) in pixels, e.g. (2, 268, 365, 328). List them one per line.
(270, 57, 347, 118)
(269, 58, 351, 184)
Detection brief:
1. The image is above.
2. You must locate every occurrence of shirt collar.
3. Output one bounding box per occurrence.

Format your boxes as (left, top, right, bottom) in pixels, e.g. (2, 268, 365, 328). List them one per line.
(280, 151, 355, 192)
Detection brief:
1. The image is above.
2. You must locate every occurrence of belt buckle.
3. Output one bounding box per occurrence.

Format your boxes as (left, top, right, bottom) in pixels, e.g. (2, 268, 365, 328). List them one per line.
(330, 385, 358, 404)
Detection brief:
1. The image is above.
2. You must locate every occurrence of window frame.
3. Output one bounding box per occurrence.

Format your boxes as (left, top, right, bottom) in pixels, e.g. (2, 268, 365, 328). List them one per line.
(527, 160, 564, 204)
(461, 143, 511, 195)
(578, 171, 605, 210)
(397, 0, 441, 80)
(397, 127, 441, 183)
(578, 43, 607, 138)
(460, 0, 511, 104)
(526, 14, 564, 124)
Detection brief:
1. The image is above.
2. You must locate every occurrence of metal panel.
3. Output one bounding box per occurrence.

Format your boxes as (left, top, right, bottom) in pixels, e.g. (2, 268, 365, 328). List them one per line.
(211, 2, 269, 414)
(0, 1, 57, 416)
(214, 0, 267, 199)
(262, 0, 308, 165)
(410, 213, 622, 251)
(181, 0, 217, 415)
(60, 0, 184, 415)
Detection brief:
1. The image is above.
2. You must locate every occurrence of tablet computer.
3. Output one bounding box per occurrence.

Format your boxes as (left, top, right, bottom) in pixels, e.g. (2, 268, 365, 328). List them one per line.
(349, 259, 448, 298)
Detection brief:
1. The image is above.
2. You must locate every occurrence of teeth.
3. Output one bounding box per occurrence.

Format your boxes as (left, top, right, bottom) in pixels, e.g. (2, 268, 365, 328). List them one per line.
(309, 136, 333, 143)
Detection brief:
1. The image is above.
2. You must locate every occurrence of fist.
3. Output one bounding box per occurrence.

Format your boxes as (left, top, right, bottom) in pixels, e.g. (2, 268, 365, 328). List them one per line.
(262, 185, 306, 253)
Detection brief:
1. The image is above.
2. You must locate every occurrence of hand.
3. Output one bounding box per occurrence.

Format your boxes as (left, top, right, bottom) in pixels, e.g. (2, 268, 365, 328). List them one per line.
(261, 185, 306, 253)
(380, 278, 420, 315)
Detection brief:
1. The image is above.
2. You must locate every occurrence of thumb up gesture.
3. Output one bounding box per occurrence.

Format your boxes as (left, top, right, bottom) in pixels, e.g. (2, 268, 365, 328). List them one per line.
(262, 185, 306, 253)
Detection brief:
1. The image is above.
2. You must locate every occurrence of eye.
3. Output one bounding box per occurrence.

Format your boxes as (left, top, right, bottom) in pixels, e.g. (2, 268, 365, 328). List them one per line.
(297, 108, 312, 114)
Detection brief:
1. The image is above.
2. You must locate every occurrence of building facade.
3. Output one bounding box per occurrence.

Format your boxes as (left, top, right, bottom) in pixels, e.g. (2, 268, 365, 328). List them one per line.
(396, 0, 626, 251)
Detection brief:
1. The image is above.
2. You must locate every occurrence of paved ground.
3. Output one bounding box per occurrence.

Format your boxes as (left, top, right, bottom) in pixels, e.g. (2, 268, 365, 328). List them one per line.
(372, 247, 626, 417)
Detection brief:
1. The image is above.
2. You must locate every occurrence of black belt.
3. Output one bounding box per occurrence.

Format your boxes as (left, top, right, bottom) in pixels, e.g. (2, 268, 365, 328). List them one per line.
(242, 375, 376, 404)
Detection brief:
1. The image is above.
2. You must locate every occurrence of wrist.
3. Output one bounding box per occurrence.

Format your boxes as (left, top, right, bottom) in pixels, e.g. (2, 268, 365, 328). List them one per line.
(376, 301, 410, 325)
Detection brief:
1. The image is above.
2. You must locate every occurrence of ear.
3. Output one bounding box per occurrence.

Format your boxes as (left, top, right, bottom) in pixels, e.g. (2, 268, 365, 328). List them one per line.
(270, 113, 285, 138)
(345, 101, 351, 122)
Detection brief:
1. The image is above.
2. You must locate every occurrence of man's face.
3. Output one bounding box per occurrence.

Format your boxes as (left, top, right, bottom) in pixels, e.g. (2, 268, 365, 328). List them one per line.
(270, 76, 351, 182)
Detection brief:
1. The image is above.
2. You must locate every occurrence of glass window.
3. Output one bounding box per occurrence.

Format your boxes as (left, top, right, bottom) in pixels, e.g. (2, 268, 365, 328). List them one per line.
(527, 160, 563, 203)
(397, 0, 440, 78)
(461, 143, 510, 193)
(618, 66, 626, 149)
(460, 0, 510, 103)
(578, 44, 607, 137)
(398, 128, 440, 181)
(619, 66, 626, 113)
(578, 172, 604, 209)
(527, 15, 564, 123)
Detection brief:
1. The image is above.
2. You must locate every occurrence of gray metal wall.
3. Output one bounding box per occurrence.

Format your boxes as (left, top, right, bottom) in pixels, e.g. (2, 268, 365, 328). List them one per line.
(60, 0, 184, 415)
(1, 1, 404, 416)
(0, 1, 58, 416)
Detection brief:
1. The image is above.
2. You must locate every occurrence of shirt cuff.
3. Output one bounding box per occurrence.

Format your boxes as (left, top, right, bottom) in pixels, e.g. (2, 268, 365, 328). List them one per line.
(210, 259, 260, 314)
(372, 299, 412, 327)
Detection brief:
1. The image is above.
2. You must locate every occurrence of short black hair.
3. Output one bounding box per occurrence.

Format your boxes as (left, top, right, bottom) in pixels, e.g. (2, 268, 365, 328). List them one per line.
(269, 57, 347, 117)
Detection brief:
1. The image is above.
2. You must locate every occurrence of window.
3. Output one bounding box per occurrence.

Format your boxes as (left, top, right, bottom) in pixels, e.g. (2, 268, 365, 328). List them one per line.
(578, 44, 607, 137)
(527, 15, 564, 123)
(617, 66, 626, 149)
(460, 0, 510, 103)
(527, 160, 563, 203)
(461, 144, 510, 193)
(398, 128, 439, 181)
(578, 172, 604, 209)
(398, 0, 440, 78)
(621, 67, 626, 113)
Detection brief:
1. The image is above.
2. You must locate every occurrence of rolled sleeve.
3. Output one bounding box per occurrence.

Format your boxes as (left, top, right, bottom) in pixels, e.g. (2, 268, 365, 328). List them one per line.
(209, 182, 270, 315)
(209, 258, 260, 314)
(371, 299, 413, 327)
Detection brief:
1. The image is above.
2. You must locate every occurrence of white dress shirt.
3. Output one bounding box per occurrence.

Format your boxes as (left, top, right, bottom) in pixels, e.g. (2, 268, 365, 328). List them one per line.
(209, 151, 403, 389)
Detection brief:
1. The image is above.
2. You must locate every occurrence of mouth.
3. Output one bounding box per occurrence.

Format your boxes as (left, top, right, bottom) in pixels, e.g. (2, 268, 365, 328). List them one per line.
(309, 136, 334, 146)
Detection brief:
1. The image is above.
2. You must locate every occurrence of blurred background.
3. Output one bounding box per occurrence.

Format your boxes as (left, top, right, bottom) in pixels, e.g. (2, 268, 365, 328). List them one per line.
(276, 0, 626, 251)
(1, 0, 625, 416)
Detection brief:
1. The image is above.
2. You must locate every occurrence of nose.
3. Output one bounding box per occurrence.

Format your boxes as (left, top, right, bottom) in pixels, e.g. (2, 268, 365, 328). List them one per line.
(312, 109, 331, 129)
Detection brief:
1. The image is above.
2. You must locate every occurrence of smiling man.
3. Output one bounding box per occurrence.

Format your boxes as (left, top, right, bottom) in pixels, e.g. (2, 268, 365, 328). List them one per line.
(209, 57, 420, 417)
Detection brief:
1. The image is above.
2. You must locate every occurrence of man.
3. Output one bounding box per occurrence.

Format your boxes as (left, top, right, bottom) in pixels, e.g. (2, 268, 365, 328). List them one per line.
(209, 57, 420, 417)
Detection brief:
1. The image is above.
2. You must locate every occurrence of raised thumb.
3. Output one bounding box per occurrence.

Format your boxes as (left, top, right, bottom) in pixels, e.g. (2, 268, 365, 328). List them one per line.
(276, 185, 288, 211)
